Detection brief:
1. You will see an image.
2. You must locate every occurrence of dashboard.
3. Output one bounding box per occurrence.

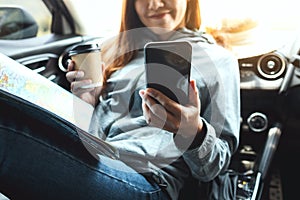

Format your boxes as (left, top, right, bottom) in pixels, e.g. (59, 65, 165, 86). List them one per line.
(232, 48, 300, 199)
(239, 51, 286, 90)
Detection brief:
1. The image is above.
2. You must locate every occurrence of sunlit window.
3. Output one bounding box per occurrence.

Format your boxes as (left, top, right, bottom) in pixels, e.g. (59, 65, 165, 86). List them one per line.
(201, 0, 300, 31)
(63, 0, 122, 37)
(62, 0, 300, 38)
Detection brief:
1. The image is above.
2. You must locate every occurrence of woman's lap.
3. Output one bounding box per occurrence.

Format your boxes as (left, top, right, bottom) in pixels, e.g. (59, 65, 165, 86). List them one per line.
(0, 100, 168, 200)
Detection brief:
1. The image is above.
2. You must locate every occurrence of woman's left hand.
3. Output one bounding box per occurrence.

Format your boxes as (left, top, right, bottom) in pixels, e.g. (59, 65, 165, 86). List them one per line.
(139, 79, 203, 138)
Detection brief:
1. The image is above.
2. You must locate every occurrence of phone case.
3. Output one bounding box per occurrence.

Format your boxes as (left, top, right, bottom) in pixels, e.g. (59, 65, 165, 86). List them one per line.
(144, 41, 192, 105)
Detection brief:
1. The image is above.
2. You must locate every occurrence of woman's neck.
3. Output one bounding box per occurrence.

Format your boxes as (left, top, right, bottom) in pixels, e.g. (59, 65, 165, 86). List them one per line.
(157, 31, 175, 40)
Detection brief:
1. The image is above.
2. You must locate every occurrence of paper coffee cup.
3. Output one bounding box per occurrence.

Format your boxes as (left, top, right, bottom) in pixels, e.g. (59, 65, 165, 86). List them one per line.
(69, 44, 103, 88)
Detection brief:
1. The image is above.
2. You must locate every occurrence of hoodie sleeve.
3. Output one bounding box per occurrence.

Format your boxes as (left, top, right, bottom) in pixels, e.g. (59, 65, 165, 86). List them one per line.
(183, 43, 240, 181)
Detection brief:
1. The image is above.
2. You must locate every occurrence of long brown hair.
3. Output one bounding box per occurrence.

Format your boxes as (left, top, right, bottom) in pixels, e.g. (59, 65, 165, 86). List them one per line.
(101, 0, 201, 86)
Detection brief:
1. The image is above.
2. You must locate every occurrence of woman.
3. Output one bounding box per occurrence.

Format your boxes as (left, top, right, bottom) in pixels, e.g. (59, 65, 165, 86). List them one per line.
(0, 0, 240, 199)
(67, 0, 240, 199)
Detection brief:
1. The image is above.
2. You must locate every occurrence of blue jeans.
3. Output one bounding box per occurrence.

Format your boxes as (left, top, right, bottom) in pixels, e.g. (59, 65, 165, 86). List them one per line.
(0, 91, 169, 200)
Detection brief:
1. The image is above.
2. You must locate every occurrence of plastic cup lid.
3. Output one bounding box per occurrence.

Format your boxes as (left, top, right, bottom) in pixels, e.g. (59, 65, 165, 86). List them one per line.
(69, 43, 101, 56)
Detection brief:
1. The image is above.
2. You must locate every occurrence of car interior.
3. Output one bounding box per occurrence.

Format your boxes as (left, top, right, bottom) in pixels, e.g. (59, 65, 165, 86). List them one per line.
(0, 0, 300, 199)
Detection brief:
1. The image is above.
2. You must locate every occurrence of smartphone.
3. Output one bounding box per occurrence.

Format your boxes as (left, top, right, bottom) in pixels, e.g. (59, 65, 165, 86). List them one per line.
(144, 40, 192, 105)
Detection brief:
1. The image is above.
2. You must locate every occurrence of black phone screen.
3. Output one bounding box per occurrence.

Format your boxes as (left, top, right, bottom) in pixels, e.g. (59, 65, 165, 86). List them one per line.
(144, 41, 192, 105)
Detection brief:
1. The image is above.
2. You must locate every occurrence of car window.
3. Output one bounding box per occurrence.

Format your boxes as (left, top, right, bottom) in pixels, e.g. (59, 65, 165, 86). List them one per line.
(63, 0, 122, 37)
(0, 0, 51, 39)
(1, 0, 298, 39)
(200, 0, 300, 58)
(201, 0, 300, 31)
(0, 0, 299, 58)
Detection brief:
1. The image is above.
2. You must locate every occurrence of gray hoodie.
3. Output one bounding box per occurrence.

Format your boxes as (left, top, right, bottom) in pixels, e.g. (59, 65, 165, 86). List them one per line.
(89, 28, 240, 199)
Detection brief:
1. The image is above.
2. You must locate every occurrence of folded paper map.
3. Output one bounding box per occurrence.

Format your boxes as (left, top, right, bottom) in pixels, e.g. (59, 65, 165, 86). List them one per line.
(0, 53, 93, 131)
(0, 53, 119, 159)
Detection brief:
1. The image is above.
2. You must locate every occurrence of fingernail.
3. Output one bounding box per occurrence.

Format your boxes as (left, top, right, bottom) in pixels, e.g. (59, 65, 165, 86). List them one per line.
(139, 90, 145, 98)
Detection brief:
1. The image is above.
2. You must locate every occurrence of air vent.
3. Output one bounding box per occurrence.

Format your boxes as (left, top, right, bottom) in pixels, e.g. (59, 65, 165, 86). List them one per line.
(16, 53, 59, 80)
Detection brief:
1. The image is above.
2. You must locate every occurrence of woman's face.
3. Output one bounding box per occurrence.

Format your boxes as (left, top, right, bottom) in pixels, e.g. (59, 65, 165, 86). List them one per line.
(135, 0, 188, 37)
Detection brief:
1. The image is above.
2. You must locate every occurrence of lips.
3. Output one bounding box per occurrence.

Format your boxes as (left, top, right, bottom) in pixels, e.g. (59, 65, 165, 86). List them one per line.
(149, 11, 169, 19)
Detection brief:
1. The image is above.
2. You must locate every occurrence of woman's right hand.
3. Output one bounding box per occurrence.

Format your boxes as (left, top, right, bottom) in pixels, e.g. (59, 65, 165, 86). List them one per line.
(65, 60, 102, 107)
